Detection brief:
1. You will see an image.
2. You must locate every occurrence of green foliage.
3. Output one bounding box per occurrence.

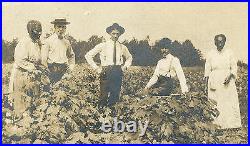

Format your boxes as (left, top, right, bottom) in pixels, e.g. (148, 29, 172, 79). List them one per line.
(2, 64, 248, 144)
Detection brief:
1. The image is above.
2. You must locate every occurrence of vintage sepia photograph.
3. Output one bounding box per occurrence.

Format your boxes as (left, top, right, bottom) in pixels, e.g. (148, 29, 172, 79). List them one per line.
(2, 2, 248, 144)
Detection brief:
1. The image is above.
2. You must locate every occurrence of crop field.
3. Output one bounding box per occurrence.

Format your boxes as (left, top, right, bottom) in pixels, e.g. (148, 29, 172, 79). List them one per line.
(2, 63, 248, 144)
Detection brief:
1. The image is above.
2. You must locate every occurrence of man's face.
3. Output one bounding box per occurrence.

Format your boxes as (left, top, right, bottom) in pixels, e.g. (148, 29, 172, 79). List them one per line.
(161, 48, 170, 58)
(215, 36, 226, 51)
(54, 24, 66, 38)
(29, 24, 42, 41)
(110, 29, 121, 41)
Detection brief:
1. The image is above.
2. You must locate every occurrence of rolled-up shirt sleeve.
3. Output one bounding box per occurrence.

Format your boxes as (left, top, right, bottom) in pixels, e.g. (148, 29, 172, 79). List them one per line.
(41, 40, 49, 67)
(145, 62, 160, 89)
(66, 44, 75, 71)
(15, 40, 36, 72)
(174, 59, 189, 93)
(122, 46, 133, 68)
(85, 44, 102, 70)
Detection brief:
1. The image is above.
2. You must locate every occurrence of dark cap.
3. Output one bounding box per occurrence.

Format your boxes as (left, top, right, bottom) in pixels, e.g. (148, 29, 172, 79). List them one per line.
(106, 23, 125, 34)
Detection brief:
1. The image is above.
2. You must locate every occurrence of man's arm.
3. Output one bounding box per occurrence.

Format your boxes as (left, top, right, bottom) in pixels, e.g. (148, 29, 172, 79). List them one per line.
(41, 40, 49, 68)
(85, 43, 102, 70)
(122, 45, 133, 69)
(66, 44, 75, 71)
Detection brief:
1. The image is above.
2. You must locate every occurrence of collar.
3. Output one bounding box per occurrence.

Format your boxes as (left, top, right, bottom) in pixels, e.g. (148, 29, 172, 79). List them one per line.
(25, 34, 43, 46)
(163, 54, 173, 60)
(51, 33, 65, 40)
(107, 38, 121, 44)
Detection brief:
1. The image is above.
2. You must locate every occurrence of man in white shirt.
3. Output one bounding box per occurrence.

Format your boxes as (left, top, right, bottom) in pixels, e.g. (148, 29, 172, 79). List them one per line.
(42, 18, 75, 84)
(85, 23, 132, 107)
(143, 48, 189, 96)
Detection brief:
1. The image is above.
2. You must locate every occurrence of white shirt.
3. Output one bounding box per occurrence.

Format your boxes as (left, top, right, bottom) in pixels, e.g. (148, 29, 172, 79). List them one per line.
(41, 34, 75, 70)
(145, 54, 189, 93)
(85, 39, 133, 70)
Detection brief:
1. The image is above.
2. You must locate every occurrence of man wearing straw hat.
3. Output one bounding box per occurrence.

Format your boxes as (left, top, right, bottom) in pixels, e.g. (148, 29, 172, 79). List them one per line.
(85, 23, 133, 108)
(42, 18, 75, 84)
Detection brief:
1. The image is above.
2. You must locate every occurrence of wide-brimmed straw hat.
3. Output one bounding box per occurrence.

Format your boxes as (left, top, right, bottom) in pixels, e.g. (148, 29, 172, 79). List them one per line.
(51, 18, 70, 25)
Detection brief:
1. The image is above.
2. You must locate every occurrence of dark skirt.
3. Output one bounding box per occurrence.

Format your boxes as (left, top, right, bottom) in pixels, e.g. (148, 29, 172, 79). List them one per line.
(150, 75, 174, 96)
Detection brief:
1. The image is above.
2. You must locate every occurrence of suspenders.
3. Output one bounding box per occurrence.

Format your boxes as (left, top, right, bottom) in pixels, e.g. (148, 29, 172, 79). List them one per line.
(166, 56, 174, 78)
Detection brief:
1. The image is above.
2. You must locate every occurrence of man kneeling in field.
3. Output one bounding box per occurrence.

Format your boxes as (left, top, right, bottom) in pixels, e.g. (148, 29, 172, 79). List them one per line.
(142, 47, 189, 96)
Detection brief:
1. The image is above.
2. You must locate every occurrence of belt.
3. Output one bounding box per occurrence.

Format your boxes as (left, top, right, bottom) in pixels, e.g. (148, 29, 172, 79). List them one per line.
(102, 65, 121, 69)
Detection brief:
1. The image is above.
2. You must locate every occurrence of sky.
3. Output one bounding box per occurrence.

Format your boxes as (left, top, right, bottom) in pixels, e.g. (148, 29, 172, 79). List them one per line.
(2, 2, 248, 62)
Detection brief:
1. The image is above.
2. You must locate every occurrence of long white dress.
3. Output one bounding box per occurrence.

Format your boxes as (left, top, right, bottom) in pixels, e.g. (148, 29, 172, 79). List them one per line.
(204, 48, 241, 129)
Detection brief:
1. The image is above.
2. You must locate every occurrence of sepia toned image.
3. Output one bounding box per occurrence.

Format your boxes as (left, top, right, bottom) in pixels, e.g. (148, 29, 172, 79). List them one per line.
(2, 2, 248, 144)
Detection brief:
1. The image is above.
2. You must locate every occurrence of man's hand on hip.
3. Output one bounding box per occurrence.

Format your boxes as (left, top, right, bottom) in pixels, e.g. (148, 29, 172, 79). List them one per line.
(121, 66, 127, 72)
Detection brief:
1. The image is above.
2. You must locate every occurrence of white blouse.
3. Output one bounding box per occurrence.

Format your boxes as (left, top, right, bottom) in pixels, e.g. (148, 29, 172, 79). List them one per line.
(204, 48, 237, 90)
(205, 48, 237, 78)
(146, 54, 189, 93)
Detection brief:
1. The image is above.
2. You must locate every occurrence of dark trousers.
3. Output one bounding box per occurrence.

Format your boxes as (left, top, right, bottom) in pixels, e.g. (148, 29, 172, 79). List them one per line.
(99, 65, 123, 107)
(151, 75, 173, 96)
(48, 63, 68, 84)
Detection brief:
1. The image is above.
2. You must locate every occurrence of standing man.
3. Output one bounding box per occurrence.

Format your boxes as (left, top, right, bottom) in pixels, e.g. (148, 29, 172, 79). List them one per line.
(85, 23, 133, 107)
(42, 18, 75, 84)
(142, 48, 189, 96)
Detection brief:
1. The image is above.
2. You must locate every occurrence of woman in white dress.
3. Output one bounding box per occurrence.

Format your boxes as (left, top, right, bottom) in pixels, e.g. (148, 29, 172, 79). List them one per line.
(204, 34, 241, 129)
(9, 20, 44, 117)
